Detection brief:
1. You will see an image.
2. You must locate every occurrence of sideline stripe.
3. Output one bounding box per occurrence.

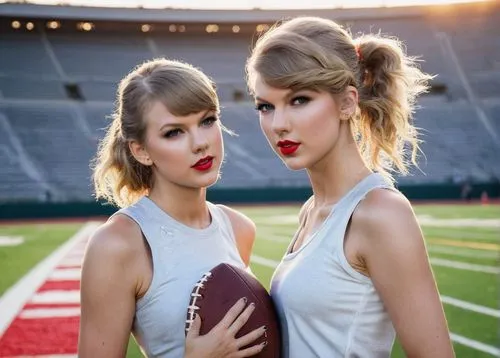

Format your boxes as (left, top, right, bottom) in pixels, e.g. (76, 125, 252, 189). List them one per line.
(0, 222, 98, 336)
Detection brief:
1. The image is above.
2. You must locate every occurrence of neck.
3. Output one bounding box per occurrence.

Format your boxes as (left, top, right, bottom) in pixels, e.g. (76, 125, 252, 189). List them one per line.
(307, 121, 371, 207)
(148, 180, 210, 229)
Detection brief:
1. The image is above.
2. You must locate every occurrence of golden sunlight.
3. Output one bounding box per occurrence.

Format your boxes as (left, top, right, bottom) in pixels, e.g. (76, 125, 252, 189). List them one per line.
(2, 0, 492, 9)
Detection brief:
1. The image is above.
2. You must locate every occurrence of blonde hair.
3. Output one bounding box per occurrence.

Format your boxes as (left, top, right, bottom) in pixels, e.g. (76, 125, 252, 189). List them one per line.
(246, 17, 433, 181)
(92, 58, 219, 208)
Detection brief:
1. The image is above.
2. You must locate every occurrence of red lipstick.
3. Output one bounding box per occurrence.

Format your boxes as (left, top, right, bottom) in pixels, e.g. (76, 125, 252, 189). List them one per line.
(277, 140, 300, 156)
(192, 156, 214, 171)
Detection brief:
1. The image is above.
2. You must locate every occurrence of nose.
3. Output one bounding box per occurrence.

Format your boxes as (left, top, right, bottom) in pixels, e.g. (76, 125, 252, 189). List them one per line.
(271, 108, 290, 135)
(192, 128, 209, 154)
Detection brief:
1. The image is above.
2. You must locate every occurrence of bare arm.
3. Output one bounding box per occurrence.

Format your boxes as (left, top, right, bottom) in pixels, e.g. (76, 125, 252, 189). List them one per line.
(353, 190, 454, 358)
(78, 216, 143, 358)
(218, 205, 256, 266)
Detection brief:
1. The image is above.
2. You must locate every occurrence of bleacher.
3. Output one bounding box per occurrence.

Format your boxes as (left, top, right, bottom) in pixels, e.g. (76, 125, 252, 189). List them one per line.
(0, 2, 499, 202)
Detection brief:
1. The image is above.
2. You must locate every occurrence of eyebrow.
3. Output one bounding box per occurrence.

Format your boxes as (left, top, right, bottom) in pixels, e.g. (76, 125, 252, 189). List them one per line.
(254, 96, 270, 103)
(159, 110, 212, 131)
(255, 91, 300, 104)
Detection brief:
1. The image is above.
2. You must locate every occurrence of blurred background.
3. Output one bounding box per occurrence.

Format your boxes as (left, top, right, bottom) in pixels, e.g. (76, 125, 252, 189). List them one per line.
(0, 0, 498, 357)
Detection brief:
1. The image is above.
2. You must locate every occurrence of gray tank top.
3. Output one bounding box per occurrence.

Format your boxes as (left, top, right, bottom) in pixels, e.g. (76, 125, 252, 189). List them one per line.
(270, 173, 397, 358)
(112, 196, 245, 357)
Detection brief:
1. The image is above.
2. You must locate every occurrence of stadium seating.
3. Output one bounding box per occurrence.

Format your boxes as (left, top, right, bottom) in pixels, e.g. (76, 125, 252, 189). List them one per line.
(0, 112, 46, 201)
(0, 3, 499, 202)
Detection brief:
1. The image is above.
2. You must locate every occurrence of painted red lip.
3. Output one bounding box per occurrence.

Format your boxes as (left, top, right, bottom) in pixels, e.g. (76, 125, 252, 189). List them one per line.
(277, 140, 301, 156)
(192, 156, 214, 171)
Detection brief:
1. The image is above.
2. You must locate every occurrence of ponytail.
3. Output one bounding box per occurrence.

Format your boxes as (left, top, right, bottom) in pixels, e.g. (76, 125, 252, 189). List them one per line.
(354, 35, 433, 181)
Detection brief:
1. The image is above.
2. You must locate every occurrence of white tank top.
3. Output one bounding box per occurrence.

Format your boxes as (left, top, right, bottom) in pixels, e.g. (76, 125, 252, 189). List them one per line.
(112, 197, 245, 357)
(270, 173, 397, 358)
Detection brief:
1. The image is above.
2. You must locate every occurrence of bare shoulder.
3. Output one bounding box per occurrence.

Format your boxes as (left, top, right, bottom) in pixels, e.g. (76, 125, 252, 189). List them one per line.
(217, 205, 256, 238)
(217, 205, 256, 266)
(84, 214, 144, 265)
(353, 188, 414, 227)
(351, 188, 422, 254)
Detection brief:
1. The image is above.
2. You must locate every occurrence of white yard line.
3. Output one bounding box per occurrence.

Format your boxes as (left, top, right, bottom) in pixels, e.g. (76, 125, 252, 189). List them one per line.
(257, 234, 291, 243)
(450, 333, 500, 356)
(251, 255, 280, 268)
(418, 215, 500, 228)
(0, 222, 99, 336)
(428, 245, 499, 260)
(430, 258, 500, 274)
(20, 307, 80, 319)
(49, 268, 82, 281)
(30, 290, 80, 305)
(441, 296, 500, 318)
(0, 236, 24, 247)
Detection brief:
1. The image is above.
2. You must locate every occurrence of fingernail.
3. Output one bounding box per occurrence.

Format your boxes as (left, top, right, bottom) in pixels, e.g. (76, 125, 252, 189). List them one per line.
(242, 297, 248, 303)
(263, 325, 267, 331)
(250, 302, 255, 307)
(261, 341, 268, 347)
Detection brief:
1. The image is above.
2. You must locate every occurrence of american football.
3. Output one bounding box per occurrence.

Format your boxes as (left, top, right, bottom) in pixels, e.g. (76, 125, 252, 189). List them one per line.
(186, 263, 281, 357)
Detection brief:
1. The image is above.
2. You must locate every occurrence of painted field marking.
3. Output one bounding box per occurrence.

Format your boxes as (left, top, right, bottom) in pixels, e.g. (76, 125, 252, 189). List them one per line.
(0, 222, 99, 336)
(430, 258, 499, 274)
(428, 245, 499, 260)
(441, 296, 500, 318)
(428, 238, 499, 251)
(450, 333, 500, 357)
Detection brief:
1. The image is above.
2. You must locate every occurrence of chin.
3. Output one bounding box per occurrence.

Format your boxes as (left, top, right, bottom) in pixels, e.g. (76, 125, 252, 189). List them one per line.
(198, 171, 220, 188)
(282, 157, 307, 171)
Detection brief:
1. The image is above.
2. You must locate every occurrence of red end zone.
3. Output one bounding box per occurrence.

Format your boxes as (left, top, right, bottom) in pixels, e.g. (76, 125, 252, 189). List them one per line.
(0, 224, 94, 357)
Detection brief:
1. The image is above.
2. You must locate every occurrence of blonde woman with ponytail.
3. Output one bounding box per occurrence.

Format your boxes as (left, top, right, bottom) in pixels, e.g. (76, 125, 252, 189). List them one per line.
(79, 58, 267, 357)
(247, 17, 454, 358)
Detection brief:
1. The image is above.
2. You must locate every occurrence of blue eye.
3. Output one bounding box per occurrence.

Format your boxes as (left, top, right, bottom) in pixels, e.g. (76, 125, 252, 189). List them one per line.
(291, 96, 310, 105)
(164, 128, 182, 138)
(255, 103, 273, 113)
(201, 116, 217, 127)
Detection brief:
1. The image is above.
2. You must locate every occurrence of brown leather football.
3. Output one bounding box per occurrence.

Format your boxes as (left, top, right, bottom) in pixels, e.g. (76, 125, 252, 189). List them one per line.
(186, 263, 281, 357)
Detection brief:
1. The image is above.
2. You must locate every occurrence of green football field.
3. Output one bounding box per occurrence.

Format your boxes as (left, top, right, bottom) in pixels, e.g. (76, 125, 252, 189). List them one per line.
(0, 203, 498, 357)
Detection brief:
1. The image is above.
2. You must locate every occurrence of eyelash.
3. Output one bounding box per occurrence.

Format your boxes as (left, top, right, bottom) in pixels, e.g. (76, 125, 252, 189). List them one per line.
(164, 129, 181, 138)
(163, 116, 218, 138)
(201, 116, 217, 127)
(255, 103, 273, 112)
(255, 96, 310, 113)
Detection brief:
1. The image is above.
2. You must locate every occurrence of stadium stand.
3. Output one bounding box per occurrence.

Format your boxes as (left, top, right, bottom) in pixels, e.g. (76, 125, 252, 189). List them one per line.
(0, 1, 499, 202)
